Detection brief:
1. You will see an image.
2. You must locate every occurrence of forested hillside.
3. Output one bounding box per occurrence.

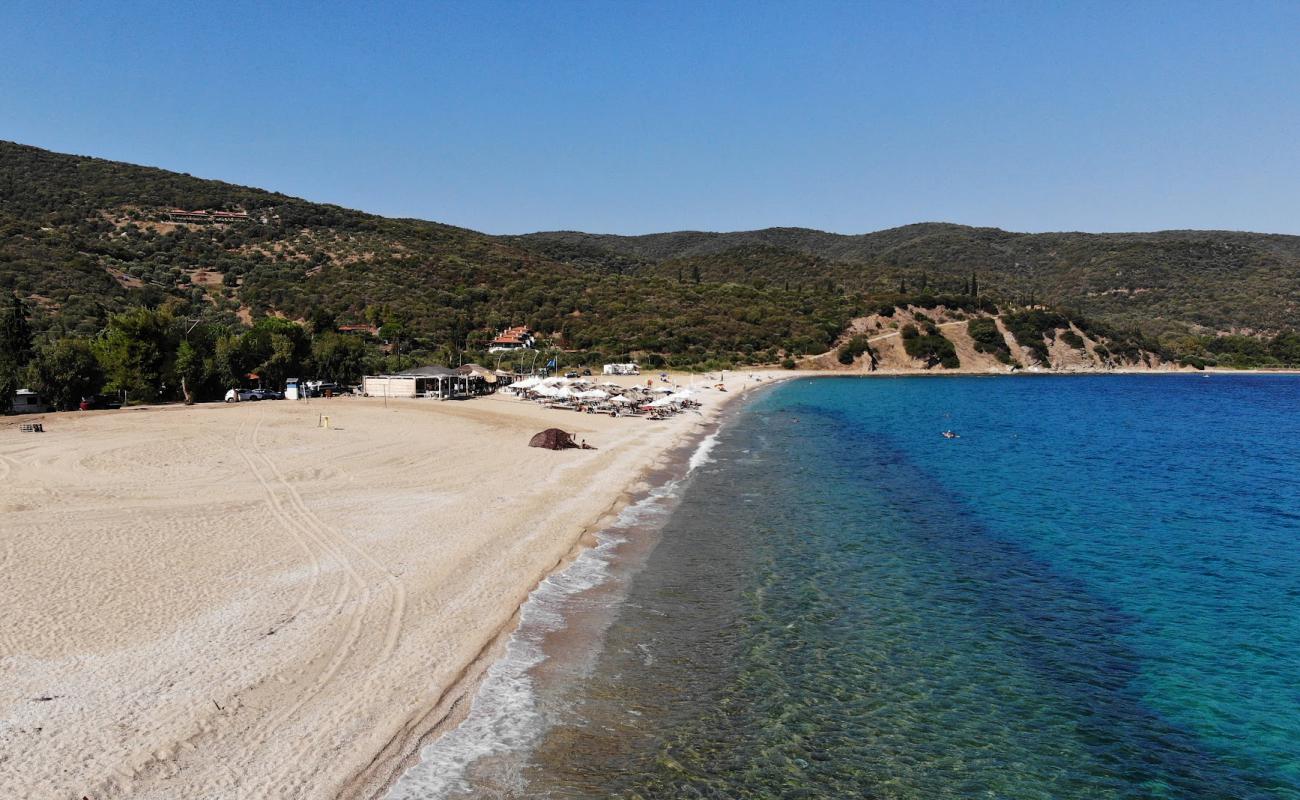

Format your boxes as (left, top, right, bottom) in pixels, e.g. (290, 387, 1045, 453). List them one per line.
(513, 225, 1300, 337)
(0, 141, 852, 365)
(1, 140, 1298, 411)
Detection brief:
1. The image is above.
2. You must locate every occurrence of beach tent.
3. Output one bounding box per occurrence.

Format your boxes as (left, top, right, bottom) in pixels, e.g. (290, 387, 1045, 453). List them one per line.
(528, 428, 578, 450)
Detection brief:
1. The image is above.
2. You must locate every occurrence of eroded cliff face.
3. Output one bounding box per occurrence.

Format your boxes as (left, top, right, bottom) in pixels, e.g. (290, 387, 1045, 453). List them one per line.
(805, 305, 1175, 374)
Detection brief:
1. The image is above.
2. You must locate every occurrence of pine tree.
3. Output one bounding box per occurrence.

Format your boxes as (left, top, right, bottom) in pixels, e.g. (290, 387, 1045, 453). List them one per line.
(0, 295, 35, 412)
(971, 272, 979, 298)
(1, 295, 34, 368)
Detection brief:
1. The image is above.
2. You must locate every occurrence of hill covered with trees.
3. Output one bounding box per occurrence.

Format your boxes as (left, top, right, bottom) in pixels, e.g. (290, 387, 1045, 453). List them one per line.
(2, 140, 1298, 409)
(512, 224, 1300, 340)
(0, 141, 852, 368)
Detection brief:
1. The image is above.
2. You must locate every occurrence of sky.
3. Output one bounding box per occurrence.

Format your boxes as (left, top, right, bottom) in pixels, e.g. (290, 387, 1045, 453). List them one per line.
(3, 1, 1299, 235)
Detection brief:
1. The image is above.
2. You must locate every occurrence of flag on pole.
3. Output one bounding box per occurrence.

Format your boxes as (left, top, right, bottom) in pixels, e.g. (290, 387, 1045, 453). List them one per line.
(547, 358, 557, 368)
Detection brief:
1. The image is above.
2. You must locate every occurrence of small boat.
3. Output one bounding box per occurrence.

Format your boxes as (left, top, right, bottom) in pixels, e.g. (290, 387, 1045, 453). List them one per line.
(941, 430, 959, 439)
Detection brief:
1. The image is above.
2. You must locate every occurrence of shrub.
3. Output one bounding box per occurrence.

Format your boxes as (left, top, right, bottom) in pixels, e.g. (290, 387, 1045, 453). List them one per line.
(1002, 310, 1068, 364)
(903, 328, 960, 369)
(967, 318, 1015, 365)
(836, 335, 875, 365)
(1060, 329, 1086, 350)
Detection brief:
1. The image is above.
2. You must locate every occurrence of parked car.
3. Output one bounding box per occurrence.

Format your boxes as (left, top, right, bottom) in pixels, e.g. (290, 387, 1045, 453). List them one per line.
(306, 381, 340, 397)
(79, 395, 122, 411)
(581, 368, 592, 376)
(250, 389, 283, 400)
(564, 371, 579, 379)
(224, 388, 258, 402)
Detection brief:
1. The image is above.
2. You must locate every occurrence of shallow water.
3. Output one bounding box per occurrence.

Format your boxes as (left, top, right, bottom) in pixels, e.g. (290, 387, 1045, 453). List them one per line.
(393, 374, 1300, 799)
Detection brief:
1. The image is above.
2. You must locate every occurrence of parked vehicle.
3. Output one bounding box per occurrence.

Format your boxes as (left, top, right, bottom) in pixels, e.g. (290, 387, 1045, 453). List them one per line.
(250, 389, 283, 400)
(10, 389, 50, 414)
(581, 368, 592, 376)
(224, 388, 258, 402)
(307, 381, 340, 397)
(79, 395, 123, 411)
(564, 371, 579, 379)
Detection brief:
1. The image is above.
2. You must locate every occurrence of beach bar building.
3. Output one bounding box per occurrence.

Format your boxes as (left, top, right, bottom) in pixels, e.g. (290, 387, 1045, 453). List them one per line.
(363, 366, 476, 399)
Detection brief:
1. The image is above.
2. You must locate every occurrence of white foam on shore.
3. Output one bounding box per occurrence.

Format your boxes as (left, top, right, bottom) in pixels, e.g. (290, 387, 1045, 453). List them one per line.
(383, 459, 702, 799)
(687, 430, 720, 472)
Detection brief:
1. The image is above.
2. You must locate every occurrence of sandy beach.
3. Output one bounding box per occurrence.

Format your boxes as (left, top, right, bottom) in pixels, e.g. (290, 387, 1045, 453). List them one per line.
(0, 373, 783, 800)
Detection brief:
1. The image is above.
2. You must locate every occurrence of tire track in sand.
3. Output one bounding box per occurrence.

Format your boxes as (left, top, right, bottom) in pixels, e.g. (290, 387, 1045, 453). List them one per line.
(239, 415, 406, 789)
(250, 419, 406, 659)
(81, 418, 361, 797)
(234, 419, 342, 620)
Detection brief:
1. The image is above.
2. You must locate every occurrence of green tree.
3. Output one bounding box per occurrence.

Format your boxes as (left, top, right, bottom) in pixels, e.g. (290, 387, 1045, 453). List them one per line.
(1, 295, 34, 368)
(310, 332, 370, 383)
(1270, 331, 1300, 366)
(95, 306, 179, 403)
(30, 338, 104, 410)
(239, 317, 311, 389)
(175, 340, 204, 404)
(0, 295, 34, 413)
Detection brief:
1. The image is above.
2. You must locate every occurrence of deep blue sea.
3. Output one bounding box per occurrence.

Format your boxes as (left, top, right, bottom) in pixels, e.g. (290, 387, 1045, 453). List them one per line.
(393, 374, 1300, 799)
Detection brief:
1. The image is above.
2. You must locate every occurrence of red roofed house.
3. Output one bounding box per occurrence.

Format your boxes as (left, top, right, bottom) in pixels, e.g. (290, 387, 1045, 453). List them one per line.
(488, 325, 535, 352)
(165, 209, 251, 224)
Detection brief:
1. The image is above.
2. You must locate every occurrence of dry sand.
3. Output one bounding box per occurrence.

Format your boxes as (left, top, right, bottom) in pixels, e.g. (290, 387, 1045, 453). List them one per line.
(0, 373, 782, 800)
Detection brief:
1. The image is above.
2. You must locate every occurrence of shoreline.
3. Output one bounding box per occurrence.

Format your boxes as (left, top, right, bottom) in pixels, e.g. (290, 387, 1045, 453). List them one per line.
(354, 375, 785, 800)
(353, 367, 1300, 798)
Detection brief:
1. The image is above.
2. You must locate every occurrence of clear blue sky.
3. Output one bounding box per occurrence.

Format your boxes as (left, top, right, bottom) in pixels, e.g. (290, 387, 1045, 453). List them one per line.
(4, 1, 1298, 235)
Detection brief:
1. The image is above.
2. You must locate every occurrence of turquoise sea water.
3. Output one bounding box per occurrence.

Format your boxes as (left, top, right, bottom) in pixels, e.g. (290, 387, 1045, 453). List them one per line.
(399, 374, 1300, 799)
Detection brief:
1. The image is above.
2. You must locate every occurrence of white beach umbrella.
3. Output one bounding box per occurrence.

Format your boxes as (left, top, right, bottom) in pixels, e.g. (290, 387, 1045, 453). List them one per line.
(532, 384, 560, 398)
(650, 386, 674, 394)
(649, 396, 676, 408)
(610, 395, 634, 405)
(577, 389, 608, 400)
(511, 376, 541, 390)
